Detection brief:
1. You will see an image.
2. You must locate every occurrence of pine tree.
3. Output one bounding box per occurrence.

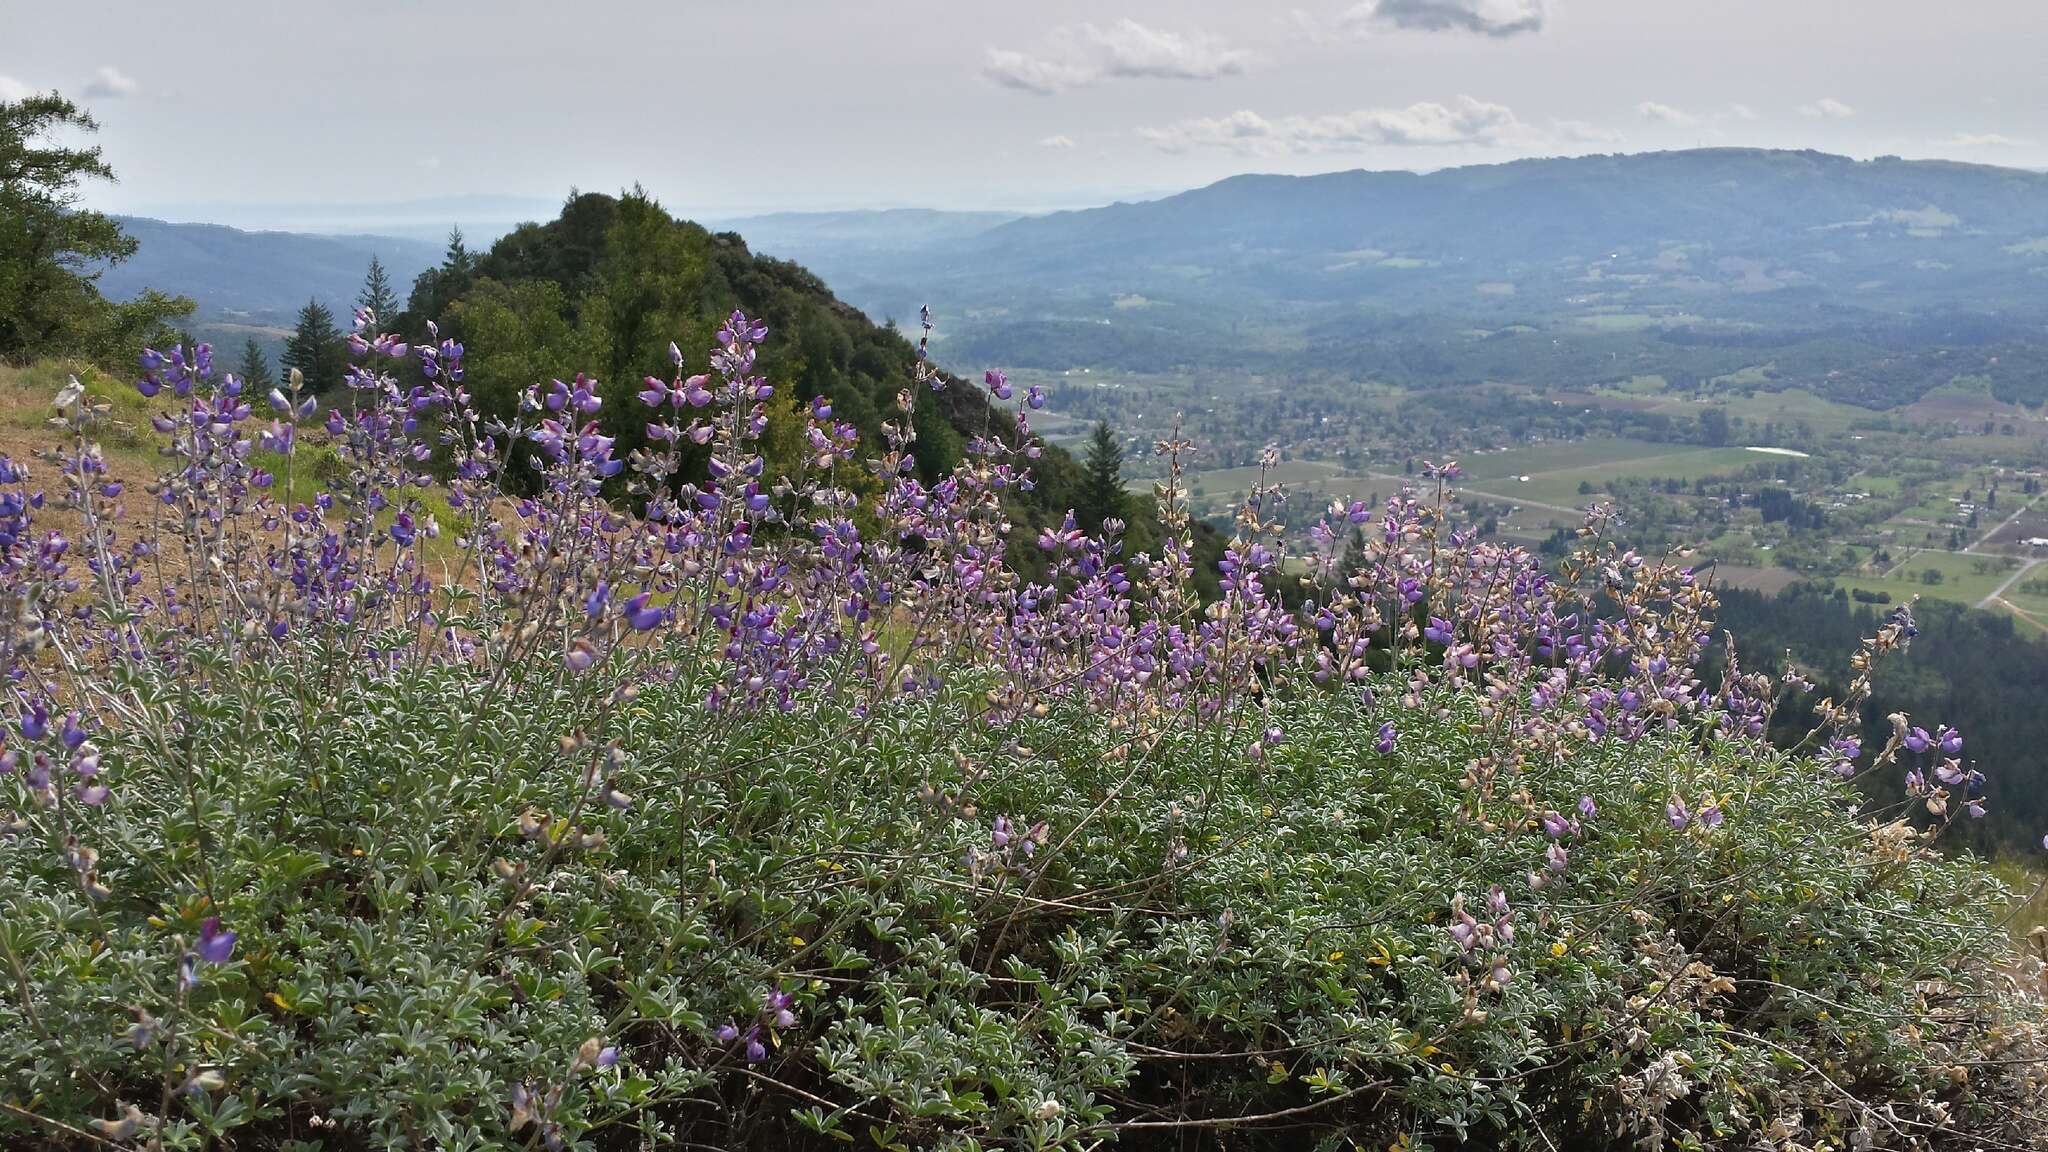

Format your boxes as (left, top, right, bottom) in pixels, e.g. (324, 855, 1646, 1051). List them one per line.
(1079, 421, 1127, 533)
(281, 299, 346, 393)
(443, 226, 473, 277)
(357, 255, 399, 327)
(0, 90, 190, 360)
(1338, 526, 1370, 581)
(235, 338, 274, 391)
(403, 227, 475, 327)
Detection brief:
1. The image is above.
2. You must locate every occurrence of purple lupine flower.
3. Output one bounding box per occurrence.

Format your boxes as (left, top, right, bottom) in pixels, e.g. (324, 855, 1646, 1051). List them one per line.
(1666, 796, 1690, 831)
(1938, 726, 1962, 756)
(622, 593, 664, 631)
(1375, 722, 1396, 754)
(1904, 727, 1931, 754)
(1577, 794, 1597, 820)
(197, 917, 236, 965)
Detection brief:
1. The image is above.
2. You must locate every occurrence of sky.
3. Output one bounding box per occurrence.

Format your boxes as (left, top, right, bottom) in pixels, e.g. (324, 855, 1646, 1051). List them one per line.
(4, 0, 2045, 228)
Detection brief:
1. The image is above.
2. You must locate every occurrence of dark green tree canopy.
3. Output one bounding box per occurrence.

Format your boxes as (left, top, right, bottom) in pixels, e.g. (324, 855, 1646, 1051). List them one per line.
(235, 337, 275, 391)
(282, 299, 347, 393)
(406, 189, 1085, 521)
(1079, 421, 1127, 533)
(0, 89, 188, 362)
(357, 255, 400, 327)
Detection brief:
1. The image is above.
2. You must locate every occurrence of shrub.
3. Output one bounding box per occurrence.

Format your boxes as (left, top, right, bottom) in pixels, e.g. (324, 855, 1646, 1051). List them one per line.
(0, 317, 2042, 1150)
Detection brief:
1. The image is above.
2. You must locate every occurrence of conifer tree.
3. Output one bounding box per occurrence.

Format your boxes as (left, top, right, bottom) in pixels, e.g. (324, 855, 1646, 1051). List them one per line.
(1080, 421, 1127, 533)
(281, 299, 346, 393)
(357, 255, 399, 327)
(234, 338, 274, 391)
(0, 89, 189, 360)
(403, 227, 475, 327)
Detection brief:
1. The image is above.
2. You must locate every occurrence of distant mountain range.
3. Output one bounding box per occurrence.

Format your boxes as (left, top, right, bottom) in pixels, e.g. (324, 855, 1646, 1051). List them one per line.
(110, 194, 561, 244)
(93, 150, 2048, 406)
(100, 218, 440, 326)
(705, 149, 2048, 384)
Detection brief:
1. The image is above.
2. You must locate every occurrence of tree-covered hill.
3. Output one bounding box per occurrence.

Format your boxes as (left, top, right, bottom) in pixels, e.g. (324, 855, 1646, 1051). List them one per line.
(1713, 585, 2048, 858)
(398, 189, 1110, 548)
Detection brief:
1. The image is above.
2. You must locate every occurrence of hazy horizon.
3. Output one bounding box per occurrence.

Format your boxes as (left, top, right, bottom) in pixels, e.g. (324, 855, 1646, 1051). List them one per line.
(6, 0, 2046, 224)
(86, 145, 2048, 245)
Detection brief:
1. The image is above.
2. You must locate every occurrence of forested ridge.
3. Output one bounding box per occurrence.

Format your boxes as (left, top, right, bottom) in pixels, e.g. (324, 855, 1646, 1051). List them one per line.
(1714, 585, 2048, 857)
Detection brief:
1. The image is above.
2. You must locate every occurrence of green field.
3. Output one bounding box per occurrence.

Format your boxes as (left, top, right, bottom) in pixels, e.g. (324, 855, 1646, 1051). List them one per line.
(1457, 437, 1688, 482)
(1516, 446, 1786, 509)
(1166, 459, 1377, 516)
(1824, 549, 2022, 609)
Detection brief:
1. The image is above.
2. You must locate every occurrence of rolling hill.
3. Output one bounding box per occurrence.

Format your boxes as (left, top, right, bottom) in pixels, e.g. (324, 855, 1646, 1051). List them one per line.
(731, 149, 2048, 405)
(98, 217, 440, 325)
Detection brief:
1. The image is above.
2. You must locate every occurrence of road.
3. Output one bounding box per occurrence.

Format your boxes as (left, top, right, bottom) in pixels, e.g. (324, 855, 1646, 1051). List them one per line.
(1963, 494, 2039, 556)
(1981, 558, 2042, 610)
(1950, 493, 2045, 609)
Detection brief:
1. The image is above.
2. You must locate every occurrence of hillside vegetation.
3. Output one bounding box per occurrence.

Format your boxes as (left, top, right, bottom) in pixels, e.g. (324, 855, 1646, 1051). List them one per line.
(0, 304, 2043, 1149)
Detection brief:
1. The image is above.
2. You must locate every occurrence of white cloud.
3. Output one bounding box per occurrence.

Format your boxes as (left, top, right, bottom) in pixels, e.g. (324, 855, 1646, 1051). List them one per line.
(0, 75, 35, 103)
(1342, 0, 1546, 37)
(81, 65, 140, 99)
(983, 19, 1250, 95)
(1089, 19, 1250, 81)
(1139, 96, 1528, 155)
(983, 50, 1094, 95)
(1797, 97, 1855, 119)
(1635, 101, 1698, 126)
(1726, 103, 1760, 121)
(1038, 134, 1077, 150)
(1950, 132, 2023, 148)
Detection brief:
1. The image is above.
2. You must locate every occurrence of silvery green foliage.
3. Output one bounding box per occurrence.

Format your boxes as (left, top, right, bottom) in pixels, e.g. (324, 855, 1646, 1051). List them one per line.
(0, 317, 2041, 1150)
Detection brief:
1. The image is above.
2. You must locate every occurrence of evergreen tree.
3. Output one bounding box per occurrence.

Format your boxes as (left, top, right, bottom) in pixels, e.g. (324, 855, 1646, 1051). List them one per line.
(357, 255, 399, 327)
(403, 227, 475, 328)
(1079, 421, 1127, 532)
(0, 89, 190, 361)
(281, 299, 346, 393)
(1339, 526, 1370, 578)
(235, 338, 274, 391)
(444, 225, 472, 274)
